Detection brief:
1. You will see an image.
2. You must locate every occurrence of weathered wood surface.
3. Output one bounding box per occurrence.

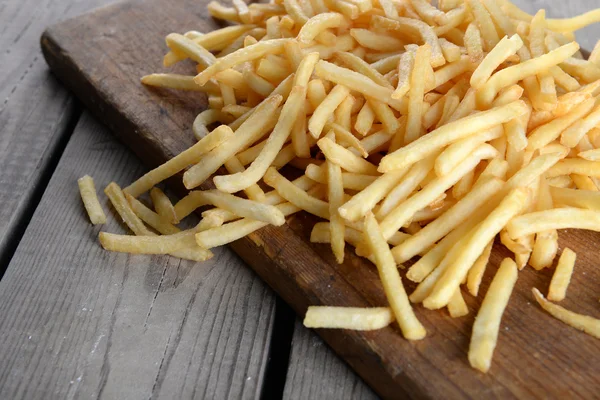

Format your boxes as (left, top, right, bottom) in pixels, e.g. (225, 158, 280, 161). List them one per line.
(0, 112, 276, 399)
(39, 0, 600, 398)
(0, 0, 115, 273)
(283, 318, 377, 400)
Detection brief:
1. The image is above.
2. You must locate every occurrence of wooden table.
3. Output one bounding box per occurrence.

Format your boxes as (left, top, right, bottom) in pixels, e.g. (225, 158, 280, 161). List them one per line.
(0, 1, 597, 398)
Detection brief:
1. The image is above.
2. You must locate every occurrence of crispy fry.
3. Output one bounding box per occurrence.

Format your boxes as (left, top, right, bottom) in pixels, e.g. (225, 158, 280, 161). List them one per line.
(363, 213, 426, 340)
(548, 248, 576, 301)
(303, 306, 394, 330)
(469, 258, 518, 373)
(78, 175, 106, 225)
(532, 288, 600, 339)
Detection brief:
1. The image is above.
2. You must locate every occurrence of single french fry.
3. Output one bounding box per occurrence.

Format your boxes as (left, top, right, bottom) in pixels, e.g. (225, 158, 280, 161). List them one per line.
(297, 12, 345, 43)
(194, 39, 290, 85)
(78, 175, 106, 225)
(317, 137, 379, 174)
(405, 45, 430, 144)
(309, 84, 351, 138)
(328, 159, 345, 264)
(350, 29, 404, 52)
(468, 258, 518, 373)
(547, 158, 600, 178)
(355, 101, 375, 136)
(141, 74, 215, 92)
(165, 33, 216, 69)
(532, 288, 600, 339)
(465, 23, 484, 64)
(467, 240, 493, 297)
(303, 306, 394, 330)
(470, 35, 523, 89)
(548, 248, 576, 301)
(508, 208, 600, 239)
(448, 289, 469, 318)
(363, 213, 426, 340)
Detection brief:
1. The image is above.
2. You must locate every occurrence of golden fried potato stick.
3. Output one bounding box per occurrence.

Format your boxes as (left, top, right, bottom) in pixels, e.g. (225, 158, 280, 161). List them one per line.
(469, 258, 518, 373)
(507, 208, 600, 239)
(532, 288, 600, 339)
(328, 159, 345, 263)
(363, 213, 426, 340)
(78, 175, 106, 225)
(194, 39, 291, 85)
(548, 248, 576, 301)
(303, 306, 394, 330)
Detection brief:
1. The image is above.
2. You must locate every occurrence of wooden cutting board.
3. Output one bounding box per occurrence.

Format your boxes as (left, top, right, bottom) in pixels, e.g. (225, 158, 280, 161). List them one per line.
(41, 1, 600, 398)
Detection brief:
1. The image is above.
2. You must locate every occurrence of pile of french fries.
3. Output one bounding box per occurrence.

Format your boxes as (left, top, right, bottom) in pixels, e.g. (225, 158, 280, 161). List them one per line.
(79, 0, 600, 373)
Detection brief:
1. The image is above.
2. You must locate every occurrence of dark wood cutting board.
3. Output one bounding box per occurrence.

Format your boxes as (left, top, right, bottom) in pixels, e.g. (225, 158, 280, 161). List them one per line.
(41, 1, 600, 398)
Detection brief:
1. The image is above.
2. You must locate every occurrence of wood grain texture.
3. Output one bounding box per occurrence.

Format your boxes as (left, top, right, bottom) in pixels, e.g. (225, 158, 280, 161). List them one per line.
(0, 112, 275, 399)
(41, 0, 600, 398)
(0, 0, 114, 269)
(283, 319, 377, 400)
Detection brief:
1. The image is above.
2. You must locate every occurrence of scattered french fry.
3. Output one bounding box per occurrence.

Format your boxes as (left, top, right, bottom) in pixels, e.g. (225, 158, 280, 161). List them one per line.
(469, 258, 518, 373)
(78, 175, 106, 225)
(303, 306, 394, 330)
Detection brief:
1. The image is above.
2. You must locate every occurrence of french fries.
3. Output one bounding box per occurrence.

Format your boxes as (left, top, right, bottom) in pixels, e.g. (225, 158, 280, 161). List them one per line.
(79, 0, 600, 374)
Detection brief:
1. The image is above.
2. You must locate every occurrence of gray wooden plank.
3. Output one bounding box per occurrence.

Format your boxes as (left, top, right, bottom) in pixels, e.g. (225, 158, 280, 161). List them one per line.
(282, 0, 600, 398)
(283, 319, 378, 400)
(0, 0, 114, 268)
(0, 112, 275, 399)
